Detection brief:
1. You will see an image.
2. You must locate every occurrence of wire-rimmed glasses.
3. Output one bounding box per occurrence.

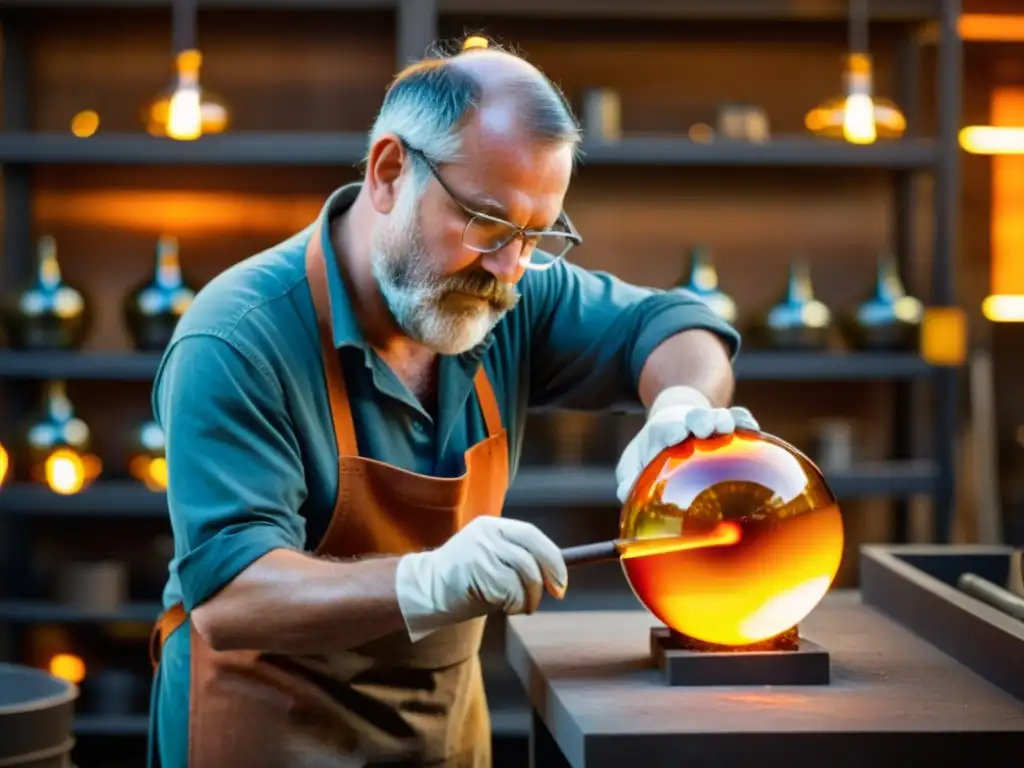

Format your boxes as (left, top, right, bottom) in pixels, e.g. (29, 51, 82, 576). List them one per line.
(402, 141, 582, 272)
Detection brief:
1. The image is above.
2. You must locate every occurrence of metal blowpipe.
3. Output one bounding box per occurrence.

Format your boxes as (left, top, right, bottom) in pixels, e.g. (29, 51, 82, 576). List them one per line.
(957, 572, 1024, 622)
(560, 521, 743, 568)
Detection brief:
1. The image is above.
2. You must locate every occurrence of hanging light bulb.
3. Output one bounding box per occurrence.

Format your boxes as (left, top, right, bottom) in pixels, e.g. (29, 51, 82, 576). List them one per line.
(168, 49, 203, 140)
(804, 0, 905, 144)
(842, 53, 878, 144)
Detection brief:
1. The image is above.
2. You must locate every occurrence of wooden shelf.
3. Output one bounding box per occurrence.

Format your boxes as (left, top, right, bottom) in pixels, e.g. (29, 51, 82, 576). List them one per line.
(0, 462, 940, 516)
(0, 352, 163, 381)
(0, 600, 161, 623)
(0, 350, 939, 382)
(580, 137, 939, 170)
(75, 715, 150, 737)
(733, 351, 938, 380)
(3, 0, 940, 21)
(437, 0, 941, 21)
(0, 133, 939, 170)
(0, 132, 369, 167)
(2, 0, 395, 9)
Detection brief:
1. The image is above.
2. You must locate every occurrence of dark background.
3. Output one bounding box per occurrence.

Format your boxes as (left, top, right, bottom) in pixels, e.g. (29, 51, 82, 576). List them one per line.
(0, 1, 1021, 766)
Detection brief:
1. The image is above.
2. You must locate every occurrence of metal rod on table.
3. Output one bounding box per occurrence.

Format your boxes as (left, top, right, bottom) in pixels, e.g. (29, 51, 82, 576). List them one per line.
(957, 573, 1024, 621)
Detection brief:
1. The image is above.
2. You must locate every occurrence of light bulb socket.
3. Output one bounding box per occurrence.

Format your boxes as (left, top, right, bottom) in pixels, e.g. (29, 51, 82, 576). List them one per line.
(844, 52, 874, 98)
(176, 49, 202, 80)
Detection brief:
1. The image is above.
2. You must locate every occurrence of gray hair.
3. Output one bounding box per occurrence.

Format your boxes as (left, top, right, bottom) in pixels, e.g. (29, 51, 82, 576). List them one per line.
(367, 39, 582, 186)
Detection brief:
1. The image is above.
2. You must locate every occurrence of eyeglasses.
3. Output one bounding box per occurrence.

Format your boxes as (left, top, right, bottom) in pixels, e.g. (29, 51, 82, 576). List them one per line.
(401, 140, 582, 272)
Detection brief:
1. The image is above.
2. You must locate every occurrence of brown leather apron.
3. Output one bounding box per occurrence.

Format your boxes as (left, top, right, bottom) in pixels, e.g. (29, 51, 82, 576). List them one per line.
(150, 219, 510, 767)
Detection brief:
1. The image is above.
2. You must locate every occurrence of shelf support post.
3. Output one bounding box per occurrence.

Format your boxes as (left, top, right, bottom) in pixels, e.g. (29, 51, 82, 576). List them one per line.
(932, 0, 963, 544)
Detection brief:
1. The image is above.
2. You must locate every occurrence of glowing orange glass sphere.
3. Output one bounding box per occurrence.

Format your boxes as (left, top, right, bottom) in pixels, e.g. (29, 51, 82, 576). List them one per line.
(620, 430, 844, 647)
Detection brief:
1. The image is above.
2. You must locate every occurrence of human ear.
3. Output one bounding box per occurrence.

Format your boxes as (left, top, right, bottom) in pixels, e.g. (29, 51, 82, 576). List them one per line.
(365, 134, 407, 214)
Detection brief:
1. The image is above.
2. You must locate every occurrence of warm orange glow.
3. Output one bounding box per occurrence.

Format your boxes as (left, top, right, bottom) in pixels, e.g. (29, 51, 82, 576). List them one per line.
(49, 653, 86, 684)
(984, 87, 1024, 321)
(920, 306, 968, 365)
(34, 190, 323, 236)
(130, 455, 168, 491)
(0, 442, 8, 486)
(959, 14, 1024, 42)
(620, 431, 844, 647)
(619, 521, 742, 560)
(805, 53, 906, 144)
(144, 49, 230, 139)
(36, 448, 102, 495)
(70, 110, 100, 138)
(960, 126, 1024, 155)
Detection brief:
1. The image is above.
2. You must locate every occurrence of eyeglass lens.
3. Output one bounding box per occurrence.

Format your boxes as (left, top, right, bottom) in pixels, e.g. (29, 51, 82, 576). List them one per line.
(463, 216, 574, 259)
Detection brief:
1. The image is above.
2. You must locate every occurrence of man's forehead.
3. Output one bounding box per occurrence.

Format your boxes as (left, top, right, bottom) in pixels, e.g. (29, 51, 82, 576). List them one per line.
(448, 125, 573, 222)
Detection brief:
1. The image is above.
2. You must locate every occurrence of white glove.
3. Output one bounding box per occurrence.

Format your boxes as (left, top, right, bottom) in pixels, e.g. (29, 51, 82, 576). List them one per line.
(394, 516, 568, 641)
(615, 385, 759, 503)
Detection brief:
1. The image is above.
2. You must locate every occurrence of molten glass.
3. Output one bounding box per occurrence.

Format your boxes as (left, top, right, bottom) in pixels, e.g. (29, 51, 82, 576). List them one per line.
(620, 430, 844, 647)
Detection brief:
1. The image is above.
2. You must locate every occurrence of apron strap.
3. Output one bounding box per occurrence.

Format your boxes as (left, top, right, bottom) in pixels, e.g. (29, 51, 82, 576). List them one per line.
(149, 602, 188, 671)
(472, 367, 503, 438)
(305, 220, 360, 458)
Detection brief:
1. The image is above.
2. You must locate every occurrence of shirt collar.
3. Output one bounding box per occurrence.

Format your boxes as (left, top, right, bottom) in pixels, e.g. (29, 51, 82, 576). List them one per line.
(314, 182, 498, 365)
(316, 183, 367, 350)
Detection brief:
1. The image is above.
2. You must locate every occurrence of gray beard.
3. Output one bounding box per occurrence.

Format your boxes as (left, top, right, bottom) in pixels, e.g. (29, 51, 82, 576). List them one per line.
(370, 194, 519, 356)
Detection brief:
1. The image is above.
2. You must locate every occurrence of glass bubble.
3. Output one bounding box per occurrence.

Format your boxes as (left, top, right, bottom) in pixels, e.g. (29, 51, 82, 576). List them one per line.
(620, 430, 844, 647)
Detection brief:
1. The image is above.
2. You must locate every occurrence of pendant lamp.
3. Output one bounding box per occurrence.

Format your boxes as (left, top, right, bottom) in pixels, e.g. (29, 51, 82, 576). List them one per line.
(141, 0, 229, 140)
(804, 0, 906, 144)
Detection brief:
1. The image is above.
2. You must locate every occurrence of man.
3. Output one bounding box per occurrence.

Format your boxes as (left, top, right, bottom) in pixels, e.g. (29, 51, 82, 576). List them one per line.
(147, 41, 758, 767)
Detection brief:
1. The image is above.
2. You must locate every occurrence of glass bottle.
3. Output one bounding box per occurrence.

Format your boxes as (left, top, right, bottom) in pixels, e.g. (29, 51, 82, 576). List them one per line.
(124, 236, 197, 352)
(843, 251, 923, 351)
(752, 257, 831, 350)
(674, 245, 738, 325)
(2, 236, 89, 350)
(127, 418, 167, 492)
(23, 380, 102, 495)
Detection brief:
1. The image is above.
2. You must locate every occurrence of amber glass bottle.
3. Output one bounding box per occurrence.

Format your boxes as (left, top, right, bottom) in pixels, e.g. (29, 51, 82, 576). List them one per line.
(2, 236, 89, 350)
(843, 251, 923, 351)
(674, 245, 738, 325)
(124, 236, 197, 351)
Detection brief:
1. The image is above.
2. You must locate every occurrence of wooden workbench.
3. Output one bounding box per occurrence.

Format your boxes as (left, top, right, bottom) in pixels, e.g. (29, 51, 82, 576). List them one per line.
(505, 591, 1024, 767)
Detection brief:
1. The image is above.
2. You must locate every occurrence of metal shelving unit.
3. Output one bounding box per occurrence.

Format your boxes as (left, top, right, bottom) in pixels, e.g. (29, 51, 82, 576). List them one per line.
(0, 348, 940, 380)
(0, 0, 963, 757)
(0, 461, 941, 518)
(0, 132, 941, 168)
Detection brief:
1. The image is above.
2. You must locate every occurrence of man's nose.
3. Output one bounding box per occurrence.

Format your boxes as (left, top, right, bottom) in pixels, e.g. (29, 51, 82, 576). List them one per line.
(479, 240, 527, 285)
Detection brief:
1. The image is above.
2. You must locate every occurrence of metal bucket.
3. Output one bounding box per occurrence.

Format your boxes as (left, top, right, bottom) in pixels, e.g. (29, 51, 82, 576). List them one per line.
(0, 663, 78, 768)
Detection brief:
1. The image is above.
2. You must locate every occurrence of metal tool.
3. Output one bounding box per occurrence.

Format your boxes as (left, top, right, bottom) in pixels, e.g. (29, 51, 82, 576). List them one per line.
(561, 521, 743, 567)
(957, 572, 1024, 621)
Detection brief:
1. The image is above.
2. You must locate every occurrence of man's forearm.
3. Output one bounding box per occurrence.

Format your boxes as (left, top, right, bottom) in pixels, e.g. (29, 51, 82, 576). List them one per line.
(190, 548, 408, 654)
(637, 329, 735, 409)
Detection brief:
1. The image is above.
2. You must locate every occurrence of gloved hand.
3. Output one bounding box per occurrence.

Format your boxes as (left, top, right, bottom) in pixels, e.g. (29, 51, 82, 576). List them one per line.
(615, 385, 759, 503)
(394, 516, 567, 640)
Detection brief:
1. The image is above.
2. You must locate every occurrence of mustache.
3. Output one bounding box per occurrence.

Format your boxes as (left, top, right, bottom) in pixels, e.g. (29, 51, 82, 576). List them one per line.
(442, 270, 519, 311)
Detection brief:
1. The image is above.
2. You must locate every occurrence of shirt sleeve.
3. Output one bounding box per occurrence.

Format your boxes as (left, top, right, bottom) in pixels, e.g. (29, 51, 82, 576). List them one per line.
(153, 333, 308, 613)
(523, 257, 741, 410)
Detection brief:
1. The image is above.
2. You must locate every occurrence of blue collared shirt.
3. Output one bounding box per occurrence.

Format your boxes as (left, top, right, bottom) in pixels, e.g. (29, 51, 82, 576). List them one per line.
(149, 182, 739, 765)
